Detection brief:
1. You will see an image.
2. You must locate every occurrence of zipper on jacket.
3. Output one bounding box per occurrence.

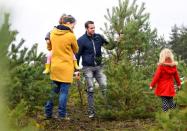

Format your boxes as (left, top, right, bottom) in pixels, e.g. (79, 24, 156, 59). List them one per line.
(91, 39, 97, 66)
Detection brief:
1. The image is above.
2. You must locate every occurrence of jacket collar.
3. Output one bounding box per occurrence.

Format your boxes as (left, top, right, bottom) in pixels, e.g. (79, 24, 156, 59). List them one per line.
(158, 62, 178, 67)
(85, 32, 96, 39)
(56, 24, 72, 32)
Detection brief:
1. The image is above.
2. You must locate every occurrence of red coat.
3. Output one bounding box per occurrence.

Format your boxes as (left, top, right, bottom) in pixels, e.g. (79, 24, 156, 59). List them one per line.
(150, 63, 181, 96)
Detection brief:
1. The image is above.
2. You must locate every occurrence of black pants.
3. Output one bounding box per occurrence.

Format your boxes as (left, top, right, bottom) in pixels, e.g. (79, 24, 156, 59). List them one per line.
(161, 96, 176, 112)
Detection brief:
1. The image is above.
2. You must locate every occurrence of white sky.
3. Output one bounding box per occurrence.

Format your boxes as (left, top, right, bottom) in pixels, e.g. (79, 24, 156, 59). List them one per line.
(1, 0, 187, 53)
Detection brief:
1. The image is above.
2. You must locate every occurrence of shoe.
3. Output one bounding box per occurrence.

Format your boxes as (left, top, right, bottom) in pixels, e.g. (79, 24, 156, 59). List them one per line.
(88, 113, 95, 118)
(44, 115, 59, 120)
(64, 116, 70, 120)
(43, 64, 50, 74)
(74, 60, 81, 70)
(59, 116, 70, 121)
(44, 116, 52, 120)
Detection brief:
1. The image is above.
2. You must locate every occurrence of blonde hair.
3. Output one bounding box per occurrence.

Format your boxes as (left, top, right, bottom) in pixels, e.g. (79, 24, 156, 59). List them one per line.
(158, 48, 177, 65)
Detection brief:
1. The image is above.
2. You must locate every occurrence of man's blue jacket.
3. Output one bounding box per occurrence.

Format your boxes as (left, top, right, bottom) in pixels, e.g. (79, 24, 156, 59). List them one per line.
(76, 32, 108, 67)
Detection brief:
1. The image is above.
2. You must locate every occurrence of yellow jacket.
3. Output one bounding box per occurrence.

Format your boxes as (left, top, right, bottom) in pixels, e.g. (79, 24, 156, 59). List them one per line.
(49, 25, 79, 83)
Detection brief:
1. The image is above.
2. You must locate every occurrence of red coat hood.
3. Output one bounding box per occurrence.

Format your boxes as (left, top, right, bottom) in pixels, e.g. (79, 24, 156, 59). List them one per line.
(159, 62, 177, 74)
(150, 61, 181, 96)
(161, 65, 177, 74)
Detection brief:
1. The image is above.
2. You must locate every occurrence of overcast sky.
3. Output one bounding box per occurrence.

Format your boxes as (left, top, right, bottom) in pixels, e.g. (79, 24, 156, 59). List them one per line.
(1, 0, 187, 53)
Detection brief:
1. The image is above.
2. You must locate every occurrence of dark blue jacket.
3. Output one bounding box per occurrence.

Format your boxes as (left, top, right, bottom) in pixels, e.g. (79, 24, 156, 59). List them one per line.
(76, 32, 108, 67)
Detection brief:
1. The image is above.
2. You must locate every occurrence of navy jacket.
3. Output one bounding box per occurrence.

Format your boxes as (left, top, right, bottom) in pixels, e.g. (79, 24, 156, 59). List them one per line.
(76, 32, 108, 67)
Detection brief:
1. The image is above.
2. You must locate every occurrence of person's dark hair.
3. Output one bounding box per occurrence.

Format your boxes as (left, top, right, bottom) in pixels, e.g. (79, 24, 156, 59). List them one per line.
(85, 21, 94, 29)
(59, 14, 76, 24)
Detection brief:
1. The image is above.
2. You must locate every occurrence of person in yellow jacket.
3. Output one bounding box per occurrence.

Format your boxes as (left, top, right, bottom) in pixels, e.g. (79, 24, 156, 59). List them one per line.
(44, 14, 79, 120)
(43, 16, 80, 74)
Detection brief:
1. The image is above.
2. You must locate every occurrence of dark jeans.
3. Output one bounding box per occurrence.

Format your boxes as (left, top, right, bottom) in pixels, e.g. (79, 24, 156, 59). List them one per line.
(45, 81, 70, 118)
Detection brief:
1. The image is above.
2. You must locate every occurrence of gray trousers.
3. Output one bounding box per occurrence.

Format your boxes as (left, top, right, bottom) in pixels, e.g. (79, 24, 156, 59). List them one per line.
(83, 66, 107, 115)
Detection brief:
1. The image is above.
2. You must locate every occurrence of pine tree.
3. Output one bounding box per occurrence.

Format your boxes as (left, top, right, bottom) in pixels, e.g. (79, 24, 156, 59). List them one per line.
(102, 0, 157, 65)
(8, 39, 45, 67)
(0, 13, 17, 131)
(0, 13, 44, 130)
(0, 17, 48, 110)
(0, 14, 17, 59)
(96, 0, 160, 119)
(7, 38, 48, 110)
(169, 25, 187, 63)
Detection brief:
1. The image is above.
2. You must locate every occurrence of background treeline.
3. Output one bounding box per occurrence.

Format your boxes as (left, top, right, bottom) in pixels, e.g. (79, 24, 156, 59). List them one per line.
(0, 0, 187, 130)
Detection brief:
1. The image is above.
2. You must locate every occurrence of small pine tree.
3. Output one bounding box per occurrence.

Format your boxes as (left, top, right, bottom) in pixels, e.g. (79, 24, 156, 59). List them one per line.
(0, 13, 44, 130)
(6, 39, 50, 111)
(0, 13, 17, 131)
(96, 0, 161, 119)
(153, 81, 187, 131)
(102, 0, 157, 65)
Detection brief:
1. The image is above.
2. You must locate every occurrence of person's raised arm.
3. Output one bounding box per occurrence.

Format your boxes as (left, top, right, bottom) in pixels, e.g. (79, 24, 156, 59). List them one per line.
(99, 34, 109, 46)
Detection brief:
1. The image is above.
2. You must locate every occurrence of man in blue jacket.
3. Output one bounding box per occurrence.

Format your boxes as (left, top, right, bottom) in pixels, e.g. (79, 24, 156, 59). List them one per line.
(76, 21, 108, 118)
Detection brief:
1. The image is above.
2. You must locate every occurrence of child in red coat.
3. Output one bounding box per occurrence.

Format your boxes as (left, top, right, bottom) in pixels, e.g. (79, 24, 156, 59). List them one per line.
(150, 48, 181, 112)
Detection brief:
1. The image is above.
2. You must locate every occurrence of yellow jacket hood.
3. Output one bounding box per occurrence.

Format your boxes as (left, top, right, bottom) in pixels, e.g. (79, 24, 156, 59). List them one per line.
(52, 24, 73, 36)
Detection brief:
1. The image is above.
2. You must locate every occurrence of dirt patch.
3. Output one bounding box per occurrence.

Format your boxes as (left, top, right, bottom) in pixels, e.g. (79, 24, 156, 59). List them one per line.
(35, 106, 156, 131)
